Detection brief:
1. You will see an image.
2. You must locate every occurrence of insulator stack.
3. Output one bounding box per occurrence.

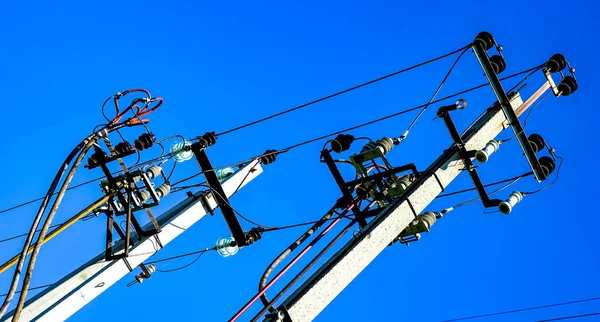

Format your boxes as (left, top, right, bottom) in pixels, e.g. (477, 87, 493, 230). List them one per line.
(331, 134, 354, 153)
(216, 236, 239, 257)
(260, 150, 278, 165)
(245, 227, 263, 245)
(557, 76, 578, 96)
(539, 156, 556, 176)
(114, 141, 135, 157)
(528, 134, 545, 153)
(490, 55, 506, 74)
(397, 175, 413, 190)
(134, 264, 156, 284)
(546, 54, 567, 73)
(139, 190, 151, 202)
(146, 165, 162, 179)
(475, 31, 495, 50)
(361, 137, 394, 155)
(197, 131, 217, 148)
(498, 191, 523, 214)
(134, 133, 156, 151)
(156, 183, 171, 198)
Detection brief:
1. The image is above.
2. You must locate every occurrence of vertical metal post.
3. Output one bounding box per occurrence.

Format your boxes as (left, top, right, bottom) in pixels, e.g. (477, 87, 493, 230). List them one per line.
(471, 41, 546, 181)
(191, 143, 248, 246)
(105, 211, 114, 261)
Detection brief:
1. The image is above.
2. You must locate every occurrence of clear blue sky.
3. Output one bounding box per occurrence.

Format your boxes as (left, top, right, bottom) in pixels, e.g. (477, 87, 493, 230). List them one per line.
(0, 1, 598, 321)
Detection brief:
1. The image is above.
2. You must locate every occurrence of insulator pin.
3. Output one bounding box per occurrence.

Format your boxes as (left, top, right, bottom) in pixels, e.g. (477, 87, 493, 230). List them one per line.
(498, 191, 523, 214)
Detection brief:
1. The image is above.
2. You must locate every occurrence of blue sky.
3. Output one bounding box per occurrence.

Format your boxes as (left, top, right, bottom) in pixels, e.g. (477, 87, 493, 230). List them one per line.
(0, 1, 598, 321)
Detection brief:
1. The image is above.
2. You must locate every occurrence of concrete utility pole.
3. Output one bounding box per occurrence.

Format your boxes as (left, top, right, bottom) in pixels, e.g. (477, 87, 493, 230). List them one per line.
(266, 88, 549, 321)
(1, 161, 262, 322)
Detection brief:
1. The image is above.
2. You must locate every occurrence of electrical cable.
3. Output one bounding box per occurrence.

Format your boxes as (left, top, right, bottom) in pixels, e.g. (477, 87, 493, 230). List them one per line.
(0, 139, 88, 319)
(154, 251, 206, 273)
(0, 224, 62, 244)
(12, 139, 95, 321)
(436, 172, 534, 198)
(398, 47, 470, 141)
(538, 312, 600, 322)
(146, 248, 216, 266)
(441, 175, 524, 213)
(0, 285, 52, 298)
(441, 296, 600, 321)
(522, 146, 562, 195)
(501, 90, 551, 143)
(217, 45, 471, 136)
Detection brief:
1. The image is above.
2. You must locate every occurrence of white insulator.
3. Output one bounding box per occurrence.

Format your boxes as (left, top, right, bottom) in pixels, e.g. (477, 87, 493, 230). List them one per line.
(397, 175, 413, 190)
(475, 140, 500, 163)
(146, 165, 162, 179)
(139, 190, 151, 202)
(498, 191, 523, 214)
(361, 137, 395, 155)
(156, 183, 171, 198)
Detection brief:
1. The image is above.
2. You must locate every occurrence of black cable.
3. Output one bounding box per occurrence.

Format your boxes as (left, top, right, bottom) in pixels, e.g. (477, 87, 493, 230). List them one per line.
(0, 285, 52, 298)
(444, 176, 523, 211)
(538, 312, 600, 322)
(523, 149, 562, 195)
(442, 297, 600, 321)
(502, 90, 551, 143)
(147, 248, 215, 265)
(155, 251, 206, 273)
(400, 47, 470, 140)
(217, 45, 471, 136)
(436, 172, 534, 198)
(170, 66, 541, 192)
(0, 224, 62, 244)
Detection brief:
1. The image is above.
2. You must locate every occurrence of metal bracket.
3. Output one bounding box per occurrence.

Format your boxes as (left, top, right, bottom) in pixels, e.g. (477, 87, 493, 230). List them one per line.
(321, 149, 368, 227)
(472, 39, 546, 182)
(191, 143, 248, 246)
(438, 105, 501, 208)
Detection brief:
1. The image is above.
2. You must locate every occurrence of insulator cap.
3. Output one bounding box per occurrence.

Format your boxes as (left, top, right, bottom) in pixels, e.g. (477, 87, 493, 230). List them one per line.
(490, 55, 506, 74)
(260, 149, 278, 165)
(528, 134, 545, 153)
(475, 31, 495, 50)
(331, 134, 354, 153)
(539, 156, 556, 177)
(114, 141, 135, 157)
(557, 76, 578, 96)
(546, 54, 567, 73)
(134, 133, 156, 151)
(197, 131, 217, 148)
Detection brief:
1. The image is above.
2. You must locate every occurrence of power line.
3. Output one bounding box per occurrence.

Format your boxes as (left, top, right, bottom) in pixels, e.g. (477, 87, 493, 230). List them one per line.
(171, 65, 541, 189)
(436, 172, 534, 198)
(0, 285, 51, 298)
(442, 297, 600, 321)
(216, 45, 471, 136)
(538, 312, 600, 322)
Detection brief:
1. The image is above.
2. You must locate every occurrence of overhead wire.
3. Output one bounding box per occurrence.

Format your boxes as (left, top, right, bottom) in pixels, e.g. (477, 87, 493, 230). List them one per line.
(398, 46, 470, 141)
(442, 296, 600, 321)
(538, 312, 600, 322)
(216, 45, 472, 136)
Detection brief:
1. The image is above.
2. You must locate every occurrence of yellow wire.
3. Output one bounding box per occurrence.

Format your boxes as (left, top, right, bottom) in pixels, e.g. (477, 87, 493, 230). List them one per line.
(0, 194, 112, 275)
